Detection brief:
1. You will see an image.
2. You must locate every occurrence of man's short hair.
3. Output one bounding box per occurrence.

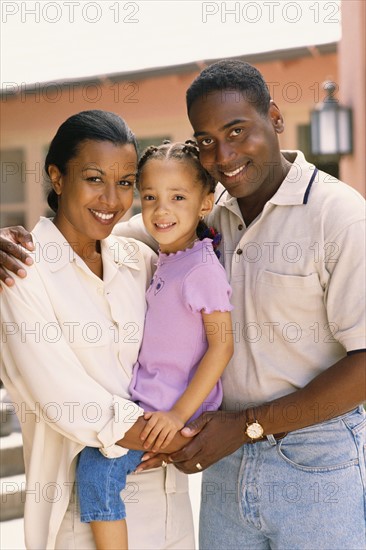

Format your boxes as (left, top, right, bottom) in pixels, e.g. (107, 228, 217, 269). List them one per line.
(186, 60, 271, 116)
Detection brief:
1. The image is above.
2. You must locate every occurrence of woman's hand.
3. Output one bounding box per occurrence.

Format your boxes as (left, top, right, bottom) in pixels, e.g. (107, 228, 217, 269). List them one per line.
(135, 452, 171, 472)
(0, 226, 34, 286)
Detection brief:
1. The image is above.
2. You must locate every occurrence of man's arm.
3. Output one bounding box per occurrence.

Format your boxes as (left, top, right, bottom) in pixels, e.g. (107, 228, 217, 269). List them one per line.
(0, 215, 158, 286)
(137, 351, 365, 473)
(0, 226, 35, 286)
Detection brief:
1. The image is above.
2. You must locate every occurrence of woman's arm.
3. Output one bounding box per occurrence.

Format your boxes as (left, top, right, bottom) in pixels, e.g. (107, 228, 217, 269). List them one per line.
(118, 415, 193, 454)
(1, 261, 143, 456)
(138, 310, 234, 451)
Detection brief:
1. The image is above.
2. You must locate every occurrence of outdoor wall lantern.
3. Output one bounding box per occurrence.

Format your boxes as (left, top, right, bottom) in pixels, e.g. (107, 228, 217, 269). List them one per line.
(310, 81, 353, 156)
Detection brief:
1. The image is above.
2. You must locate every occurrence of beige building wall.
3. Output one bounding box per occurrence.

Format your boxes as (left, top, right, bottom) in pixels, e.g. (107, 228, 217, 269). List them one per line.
(338, 0, 366, 195)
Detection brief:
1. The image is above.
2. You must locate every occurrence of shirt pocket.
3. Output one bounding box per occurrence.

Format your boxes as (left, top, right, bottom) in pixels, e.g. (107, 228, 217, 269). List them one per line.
(255, 270, 324, 340)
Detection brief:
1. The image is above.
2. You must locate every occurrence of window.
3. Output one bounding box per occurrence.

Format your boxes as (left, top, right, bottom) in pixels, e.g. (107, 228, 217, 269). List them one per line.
(0, 149, 27, 227)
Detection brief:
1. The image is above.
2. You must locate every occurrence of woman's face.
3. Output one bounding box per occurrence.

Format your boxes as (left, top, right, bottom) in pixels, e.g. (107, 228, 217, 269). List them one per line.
(51, 140, 137, 246)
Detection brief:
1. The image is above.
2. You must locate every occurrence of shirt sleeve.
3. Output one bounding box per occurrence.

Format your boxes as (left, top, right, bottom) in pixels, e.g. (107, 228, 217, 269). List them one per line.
(113, 214, 159, 252)
(325, 219, 366, 352)
(0, 264, 144, 459)
(182, 262, 234, 314)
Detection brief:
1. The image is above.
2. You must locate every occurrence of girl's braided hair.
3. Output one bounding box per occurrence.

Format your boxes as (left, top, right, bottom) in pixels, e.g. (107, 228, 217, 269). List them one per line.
(137, 139, 216, 192)
(137, 140, 222, 257)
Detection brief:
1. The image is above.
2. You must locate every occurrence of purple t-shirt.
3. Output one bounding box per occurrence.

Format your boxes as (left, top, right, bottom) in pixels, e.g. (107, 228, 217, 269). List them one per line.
(129, 238, 233, 421)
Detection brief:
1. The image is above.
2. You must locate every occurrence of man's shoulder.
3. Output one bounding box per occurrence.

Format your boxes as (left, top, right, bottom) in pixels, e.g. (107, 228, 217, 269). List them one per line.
(312, 169, 365, 217)
(112, 213, 158, 251)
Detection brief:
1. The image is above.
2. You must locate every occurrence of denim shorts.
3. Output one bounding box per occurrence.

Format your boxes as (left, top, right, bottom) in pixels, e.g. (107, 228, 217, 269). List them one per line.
(76, 447, 144, 522)
(199, 406, 366, 549)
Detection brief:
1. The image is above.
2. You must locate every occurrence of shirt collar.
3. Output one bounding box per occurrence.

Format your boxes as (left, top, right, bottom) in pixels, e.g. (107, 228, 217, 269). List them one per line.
(32, 217, 141, 273)
(214, 150, 318, 209)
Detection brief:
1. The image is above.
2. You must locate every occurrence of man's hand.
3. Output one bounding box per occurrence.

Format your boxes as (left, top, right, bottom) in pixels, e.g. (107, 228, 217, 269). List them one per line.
(0, 226, 34, 287)
(169, 410, 247, 474)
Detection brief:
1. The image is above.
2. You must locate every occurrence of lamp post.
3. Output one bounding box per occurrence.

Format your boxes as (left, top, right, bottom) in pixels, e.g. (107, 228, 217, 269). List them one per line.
(310, 81, 353, 156)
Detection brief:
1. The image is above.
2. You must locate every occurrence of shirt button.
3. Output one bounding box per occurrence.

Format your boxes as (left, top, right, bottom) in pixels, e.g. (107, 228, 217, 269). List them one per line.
(238, 224, 244, 230)
(97, 287, 104, 295)
(236, 249, 243, 255)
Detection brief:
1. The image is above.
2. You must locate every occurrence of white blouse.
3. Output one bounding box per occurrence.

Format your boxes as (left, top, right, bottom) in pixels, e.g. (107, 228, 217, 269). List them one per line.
(0, 217, 156, 549)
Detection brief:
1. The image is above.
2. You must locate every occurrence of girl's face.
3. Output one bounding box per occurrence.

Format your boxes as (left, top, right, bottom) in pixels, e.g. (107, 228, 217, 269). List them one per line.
(139, 158, 213, 254)
(50, 140, 137, 248)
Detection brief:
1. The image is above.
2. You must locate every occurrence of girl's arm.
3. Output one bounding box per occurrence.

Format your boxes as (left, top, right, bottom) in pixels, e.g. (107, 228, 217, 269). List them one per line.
(140, 310, 234, 451)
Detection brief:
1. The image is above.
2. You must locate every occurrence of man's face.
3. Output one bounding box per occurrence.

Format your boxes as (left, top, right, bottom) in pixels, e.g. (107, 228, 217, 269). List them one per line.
(188, 90, 285, 202)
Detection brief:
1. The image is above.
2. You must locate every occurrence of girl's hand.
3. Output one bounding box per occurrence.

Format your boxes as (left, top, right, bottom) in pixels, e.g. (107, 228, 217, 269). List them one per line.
(140, 411, 184, 452)
(0, 226, 35, 287)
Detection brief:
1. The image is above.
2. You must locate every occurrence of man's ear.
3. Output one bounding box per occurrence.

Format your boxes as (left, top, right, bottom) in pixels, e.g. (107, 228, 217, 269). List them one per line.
(269, 100, 285, 134)
(48, 165, 63, 195)
(200, 192, 215, 218)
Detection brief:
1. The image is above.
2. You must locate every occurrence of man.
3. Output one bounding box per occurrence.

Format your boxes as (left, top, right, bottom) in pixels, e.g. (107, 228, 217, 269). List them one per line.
(1, 60, 365, 549)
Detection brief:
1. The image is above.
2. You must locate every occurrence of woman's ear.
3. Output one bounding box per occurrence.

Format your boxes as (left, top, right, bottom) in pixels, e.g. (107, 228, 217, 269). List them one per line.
(48, 165, 63, 195)
(200, 192, 215, 219)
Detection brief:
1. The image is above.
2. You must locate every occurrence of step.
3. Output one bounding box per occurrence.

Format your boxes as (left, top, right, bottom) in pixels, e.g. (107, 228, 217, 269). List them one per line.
(0, 473, 25, 522)
(0, 433, 25, 478)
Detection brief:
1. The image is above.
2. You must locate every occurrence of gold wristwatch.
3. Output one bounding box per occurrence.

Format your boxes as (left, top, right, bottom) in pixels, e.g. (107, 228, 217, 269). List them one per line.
(244, 408, 264, 442)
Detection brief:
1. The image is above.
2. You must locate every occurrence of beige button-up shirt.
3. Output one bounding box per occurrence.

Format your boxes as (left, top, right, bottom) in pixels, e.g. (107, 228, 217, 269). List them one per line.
(1, 217, 156, 549)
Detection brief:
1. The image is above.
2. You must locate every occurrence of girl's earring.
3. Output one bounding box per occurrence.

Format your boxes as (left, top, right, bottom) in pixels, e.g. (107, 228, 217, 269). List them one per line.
(200, 214, 204, 221)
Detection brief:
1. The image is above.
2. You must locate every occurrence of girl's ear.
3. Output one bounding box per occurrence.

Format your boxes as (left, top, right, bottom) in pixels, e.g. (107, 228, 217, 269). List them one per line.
(200, 192, 214, 219)
(48, 165, 63, 195)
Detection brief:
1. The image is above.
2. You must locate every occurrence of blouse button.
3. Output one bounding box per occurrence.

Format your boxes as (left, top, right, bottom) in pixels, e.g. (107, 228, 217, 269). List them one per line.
(238, 224, 244, 230)
(236, 249, 243, 255)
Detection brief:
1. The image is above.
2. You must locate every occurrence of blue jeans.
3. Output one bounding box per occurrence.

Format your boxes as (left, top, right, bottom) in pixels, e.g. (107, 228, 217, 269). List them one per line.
(199, 407, 366, 549)
(76, 447, 144, 522)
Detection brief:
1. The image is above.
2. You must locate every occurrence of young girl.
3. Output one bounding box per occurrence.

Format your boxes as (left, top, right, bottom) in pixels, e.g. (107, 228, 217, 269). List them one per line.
(76, 141, 234, 549)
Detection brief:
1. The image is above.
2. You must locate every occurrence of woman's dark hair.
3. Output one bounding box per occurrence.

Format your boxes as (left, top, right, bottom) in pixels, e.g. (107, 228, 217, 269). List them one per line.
(137, 140, 221, 255)
(44, 110, 137, 212)
(186, 59, 271, 116)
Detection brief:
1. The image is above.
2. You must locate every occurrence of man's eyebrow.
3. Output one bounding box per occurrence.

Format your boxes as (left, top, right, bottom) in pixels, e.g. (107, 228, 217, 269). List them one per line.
(194, 118, 248, 137)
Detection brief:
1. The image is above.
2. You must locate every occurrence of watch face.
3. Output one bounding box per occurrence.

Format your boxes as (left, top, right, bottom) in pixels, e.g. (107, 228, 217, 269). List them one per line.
(246, 421, 264, 439)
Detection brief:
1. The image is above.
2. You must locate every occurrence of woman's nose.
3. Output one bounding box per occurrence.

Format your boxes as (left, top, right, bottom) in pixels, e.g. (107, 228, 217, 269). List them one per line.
(100, 184, 118, 207)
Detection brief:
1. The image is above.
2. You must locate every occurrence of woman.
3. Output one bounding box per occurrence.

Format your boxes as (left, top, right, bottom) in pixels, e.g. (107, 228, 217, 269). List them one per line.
(0, 110, 194, 550)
